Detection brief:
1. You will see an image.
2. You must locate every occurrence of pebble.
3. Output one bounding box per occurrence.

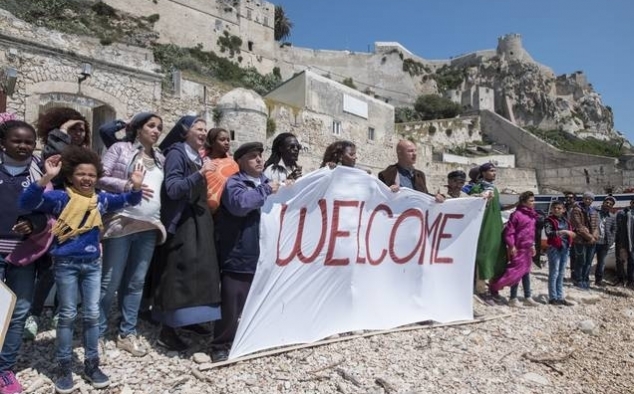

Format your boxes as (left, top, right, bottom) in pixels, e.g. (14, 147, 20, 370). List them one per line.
(192, 352, 211, 364)
(578, 319, 598, 335)
(523, 372, 550, 386)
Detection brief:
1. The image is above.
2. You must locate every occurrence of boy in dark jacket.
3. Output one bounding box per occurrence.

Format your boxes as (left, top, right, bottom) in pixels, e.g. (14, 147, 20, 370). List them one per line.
(211, 142, 279, 362)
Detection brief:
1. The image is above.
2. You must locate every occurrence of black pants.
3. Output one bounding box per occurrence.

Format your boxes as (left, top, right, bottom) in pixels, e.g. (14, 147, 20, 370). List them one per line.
(212, 272, 254, 346)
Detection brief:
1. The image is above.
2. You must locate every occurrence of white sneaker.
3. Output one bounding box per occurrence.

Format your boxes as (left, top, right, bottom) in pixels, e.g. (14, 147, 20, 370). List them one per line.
(523, 297, 539, 307)
(508, 298, 523, 308)
(116, 334, 148, 357)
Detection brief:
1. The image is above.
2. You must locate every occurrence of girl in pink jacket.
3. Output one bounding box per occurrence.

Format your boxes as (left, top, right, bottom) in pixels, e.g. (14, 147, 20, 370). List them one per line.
(489, 191, 539, 307)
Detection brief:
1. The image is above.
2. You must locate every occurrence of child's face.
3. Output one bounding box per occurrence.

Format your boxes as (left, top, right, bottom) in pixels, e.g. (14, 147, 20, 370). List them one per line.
(1, 127, 36, 161)
(69, 164, 98, 196)
(522, 196, 535, 209)
(552, 205, 565, 217)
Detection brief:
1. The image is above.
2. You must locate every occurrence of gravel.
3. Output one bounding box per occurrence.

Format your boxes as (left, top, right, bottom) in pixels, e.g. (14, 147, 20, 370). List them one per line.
(14, 264, 634, 393)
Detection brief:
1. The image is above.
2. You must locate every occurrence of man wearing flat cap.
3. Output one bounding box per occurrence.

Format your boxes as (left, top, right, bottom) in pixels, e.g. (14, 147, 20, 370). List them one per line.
(211, 141, 279, 361)
(446, 170, 468, 198)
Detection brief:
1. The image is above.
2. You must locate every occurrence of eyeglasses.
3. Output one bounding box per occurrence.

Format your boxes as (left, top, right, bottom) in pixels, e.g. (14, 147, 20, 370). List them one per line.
(286, 144, 302, 150)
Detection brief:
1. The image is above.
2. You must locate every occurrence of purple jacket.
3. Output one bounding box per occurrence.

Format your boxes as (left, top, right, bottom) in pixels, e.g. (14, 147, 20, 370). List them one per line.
(215, 171, 273, 273)
(98, 141, 164, 193)
(504, 205, 538, 249)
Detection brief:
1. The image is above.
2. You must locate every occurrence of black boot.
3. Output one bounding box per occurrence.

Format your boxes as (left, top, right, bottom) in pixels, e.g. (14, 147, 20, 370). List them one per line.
(157, 326, 188, 351)
(83, 357, 110, 389)
(55, 359, 74, 394)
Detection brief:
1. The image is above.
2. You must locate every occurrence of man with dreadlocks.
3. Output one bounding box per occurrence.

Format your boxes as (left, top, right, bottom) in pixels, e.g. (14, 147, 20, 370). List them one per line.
(263, 132, 302, 184)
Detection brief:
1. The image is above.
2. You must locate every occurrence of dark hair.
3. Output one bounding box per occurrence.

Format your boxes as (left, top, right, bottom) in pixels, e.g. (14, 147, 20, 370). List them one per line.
(0, 120, 36, 141)
(125, 113, 162, 142)
(60, 145, 104, 184)
(563, 191, 575, 197)
(264, 132, 296, 169)
(551, 200, 565, 208)
(36, 107, 90, 147)
(320, 140, 355, 167)
(204, 127, 230, 153)
(518, 191, 534, 204)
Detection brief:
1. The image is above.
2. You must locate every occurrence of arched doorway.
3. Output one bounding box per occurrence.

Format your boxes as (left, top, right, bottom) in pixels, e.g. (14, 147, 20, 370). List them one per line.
(38, 93, 116, 155)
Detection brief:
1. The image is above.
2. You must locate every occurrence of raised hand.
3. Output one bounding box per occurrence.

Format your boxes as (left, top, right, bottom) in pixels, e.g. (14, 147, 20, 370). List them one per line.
(59, 119, 84, 133)
(44, 155, 62, 177)
(129, 162, 146, 191)
(200, 157, 217, 175)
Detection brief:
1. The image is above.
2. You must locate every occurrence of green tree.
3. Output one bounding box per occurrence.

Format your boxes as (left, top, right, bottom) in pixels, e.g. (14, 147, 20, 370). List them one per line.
(414, 94, 462, 120)
(274, 5, 293, 42)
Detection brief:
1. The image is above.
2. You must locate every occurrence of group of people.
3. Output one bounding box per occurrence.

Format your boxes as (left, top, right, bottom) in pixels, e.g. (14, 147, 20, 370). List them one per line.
(0, 107, 441, 394)
(0, 106, 625, 394)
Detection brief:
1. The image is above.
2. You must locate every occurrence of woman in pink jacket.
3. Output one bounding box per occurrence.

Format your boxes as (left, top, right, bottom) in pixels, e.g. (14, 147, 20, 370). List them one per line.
(97, 112, 166, 356)
(489, 191, 539, 307)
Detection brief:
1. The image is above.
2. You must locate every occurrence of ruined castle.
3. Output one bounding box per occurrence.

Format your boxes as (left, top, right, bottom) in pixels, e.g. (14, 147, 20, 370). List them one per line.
(0, 0, 629, 193)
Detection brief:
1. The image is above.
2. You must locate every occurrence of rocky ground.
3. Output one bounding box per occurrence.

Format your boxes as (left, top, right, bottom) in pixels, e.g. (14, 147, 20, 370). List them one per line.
(13, 264, 634, 394)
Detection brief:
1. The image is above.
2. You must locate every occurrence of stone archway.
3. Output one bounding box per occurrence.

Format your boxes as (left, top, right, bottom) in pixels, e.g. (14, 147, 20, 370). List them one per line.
(25, 81, 125, 155)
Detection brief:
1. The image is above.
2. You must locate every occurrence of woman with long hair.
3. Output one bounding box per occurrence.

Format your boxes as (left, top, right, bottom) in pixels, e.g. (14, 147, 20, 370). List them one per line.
(37, 107, 91, 159)
(97, 112, 166, 357)
(320, 140, 357, 168)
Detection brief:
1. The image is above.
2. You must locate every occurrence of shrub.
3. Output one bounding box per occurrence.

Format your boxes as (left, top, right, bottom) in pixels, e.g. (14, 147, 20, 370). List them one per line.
(414, 94, 463, 120)
(342, 77, 356, 89)
(266, 118, 276, 136)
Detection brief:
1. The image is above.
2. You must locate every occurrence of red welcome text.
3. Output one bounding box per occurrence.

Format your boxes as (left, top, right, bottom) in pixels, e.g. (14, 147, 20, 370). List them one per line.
(275, 199, 464, 267)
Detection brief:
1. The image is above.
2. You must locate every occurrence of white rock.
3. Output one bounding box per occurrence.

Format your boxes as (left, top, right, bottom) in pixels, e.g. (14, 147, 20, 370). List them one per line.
(192, 352, 211, 364)
(578, 319, 598, 335)
(522, 372, 550, 385)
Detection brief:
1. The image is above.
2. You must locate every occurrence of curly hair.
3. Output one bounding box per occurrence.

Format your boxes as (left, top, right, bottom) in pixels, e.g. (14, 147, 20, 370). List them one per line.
(264, 132, 296, 169)
(37, 107, 90, 146)
(320, 140, 355, 167)
(0, 120, 36, 142)
(60, 145, 104, 183)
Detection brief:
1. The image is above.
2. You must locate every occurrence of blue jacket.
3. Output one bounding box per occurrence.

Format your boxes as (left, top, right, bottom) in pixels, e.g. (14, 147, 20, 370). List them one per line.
(160, 142, 206, 235)
(215, 171, 273, 273)
(20, 182, 142, 259)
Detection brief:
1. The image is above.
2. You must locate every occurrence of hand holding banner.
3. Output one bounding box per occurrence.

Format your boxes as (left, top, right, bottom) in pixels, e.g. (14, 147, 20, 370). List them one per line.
(230, 167, 486, 359)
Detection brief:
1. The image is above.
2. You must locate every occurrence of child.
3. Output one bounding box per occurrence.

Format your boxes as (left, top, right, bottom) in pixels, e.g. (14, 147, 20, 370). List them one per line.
(20, 146, 143, 394)
(489, 191, 539, 307)
(544, 201, 575, 305)
(0, 120, 49, 394)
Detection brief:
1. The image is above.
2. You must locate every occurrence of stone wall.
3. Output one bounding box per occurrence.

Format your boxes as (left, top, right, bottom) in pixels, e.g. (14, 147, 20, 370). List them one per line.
(395, 115, 482, 149)
(103, 0, 276, 74)
(480, 110, 618, 193)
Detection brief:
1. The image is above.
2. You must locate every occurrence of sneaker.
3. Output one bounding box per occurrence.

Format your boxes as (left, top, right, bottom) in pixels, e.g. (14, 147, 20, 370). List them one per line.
(595, 280, 606, 287)
(523, 297, 539, 307)
(559, 299, 575, 306)
(548, 299, 560, 305)
(507, 298, 523, 308)
(490, 293, 506, 305)
(157, 327, 188, 352)
(477, 294, 497, 307)
(83, 358, 110, 389)
(23, 315, 39, 340)
(51, 313, 59, 329)
(55, 360, 74, 394)
(0, 371, 23, 394)
(116, 334, 148, 357)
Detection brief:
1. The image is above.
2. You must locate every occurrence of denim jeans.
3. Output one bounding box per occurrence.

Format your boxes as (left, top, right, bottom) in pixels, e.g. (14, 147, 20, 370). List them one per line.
(30, 254, 56, 316)
(572, 243, 596, 285)
(0, 255, 36, 372)
(547, 246, 569, 300)
(54, 257, 101, 362)
(99, 231, 156, 337)
(509, 273, 531, 299)
(593, 243, 610, 283)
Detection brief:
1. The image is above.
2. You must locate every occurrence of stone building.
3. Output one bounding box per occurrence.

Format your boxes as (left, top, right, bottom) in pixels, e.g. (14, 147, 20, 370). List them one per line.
(264, 70, 396, 173)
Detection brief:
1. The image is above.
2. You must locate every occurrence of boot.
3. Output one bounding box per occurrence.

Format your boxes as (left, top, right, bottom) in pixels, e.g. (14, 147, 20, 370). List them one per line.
(83, 357, 110, 389)
(55, 359, 74, 394)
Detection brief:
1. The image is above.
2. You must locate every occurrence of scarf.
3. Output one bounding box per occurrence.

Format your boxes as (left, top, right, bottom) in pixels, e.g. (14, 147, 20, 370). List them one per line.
(52, 187, 102, 244)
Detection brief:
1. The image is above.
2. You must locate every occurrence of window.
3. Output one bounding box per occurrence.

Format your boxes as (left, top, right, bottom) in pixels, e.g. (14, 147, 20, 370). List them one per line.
(367, 127, 375, 141)
(230, 130, 236, 140)
(248, 41, 254, 51)
(332, 121, 342, 136)
(263, 16, 269, 26)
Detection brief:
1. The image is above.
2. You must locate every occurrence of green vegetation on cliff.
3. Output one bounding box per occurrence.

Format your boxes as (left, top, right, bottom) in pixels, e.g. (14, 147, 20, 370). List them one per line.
(526, 127, 624, 157)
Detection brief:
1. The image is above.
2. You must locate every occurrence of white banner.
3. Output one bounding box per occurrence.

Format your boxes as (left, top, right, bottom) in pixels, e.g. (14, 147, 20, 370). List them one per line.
(230, 167, 486, 359)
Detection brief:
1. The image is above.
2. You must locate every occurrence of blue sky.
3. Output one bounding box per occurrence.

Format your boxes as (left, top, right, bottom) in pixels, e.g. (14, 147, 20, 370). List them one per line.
(277, 0, 633, 140)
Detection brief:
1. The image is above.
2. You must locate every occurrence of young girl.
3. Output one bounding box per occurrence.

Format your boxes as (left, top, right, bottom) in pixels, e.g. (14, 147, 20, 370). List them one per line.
(489, 191, 539, 307)
(20, 146, 144, 394)
(0, 120, 49, 394)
